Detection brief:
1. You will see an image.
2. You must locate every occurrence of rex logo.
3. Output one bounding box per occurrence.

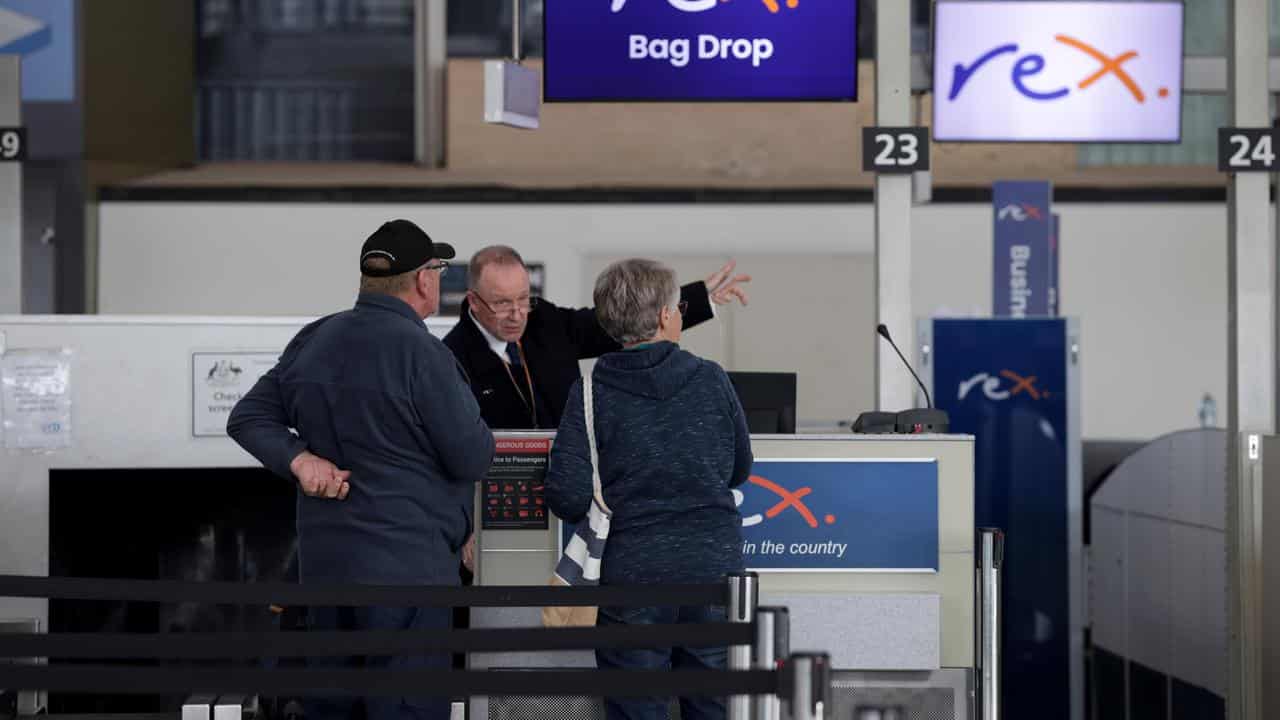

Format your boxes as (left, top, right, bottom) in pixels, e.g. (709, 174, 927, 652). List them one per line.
(958, 370, 1049, 402)
(732, 475, 838, 529)
(947, 35, 1171, 105)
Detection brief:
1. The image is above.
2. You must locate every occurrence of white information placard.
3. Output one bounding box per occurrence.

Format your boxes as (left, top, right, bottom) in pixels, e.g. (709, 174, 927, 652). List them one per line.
(1, 348, 73, 451)
(192, 352, 279, 437)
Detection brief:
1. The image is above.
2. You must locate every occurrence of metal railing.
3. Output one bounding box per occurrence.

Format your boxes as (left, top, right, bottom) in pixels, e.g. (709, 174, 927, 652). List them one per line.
(196, 80, 415, 162)
(753, 607, 789, 720)
(201, 0, 413, 34)
(728, 571, 759, 720)
(976, 528, 1005, 720)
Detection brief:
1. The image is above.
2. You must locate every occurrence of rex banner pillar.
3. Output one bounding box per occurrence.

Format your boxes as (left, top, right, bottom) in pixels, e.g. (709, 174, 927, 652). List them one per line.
(993, 181, 1054, 318)
(925, 317, 1083, 720)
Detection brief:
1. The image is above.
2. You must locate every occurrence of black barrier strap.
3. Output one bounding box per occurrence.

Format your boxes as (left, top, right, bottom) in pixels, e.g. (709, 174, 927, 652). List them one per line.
(0, 666, 779, 698)
(0, 576, 725, 607)
(0, 623, 754, 659)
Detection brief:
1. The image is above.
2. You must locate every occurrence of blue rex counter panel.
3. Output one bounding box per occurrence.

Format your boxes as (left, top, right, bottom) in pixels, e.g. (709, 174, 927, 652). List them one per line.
(932, 318, 1070, 720)
(559, 458, 939, 572)
(738, 459, 938, 571)
(543, 0, 858, 101)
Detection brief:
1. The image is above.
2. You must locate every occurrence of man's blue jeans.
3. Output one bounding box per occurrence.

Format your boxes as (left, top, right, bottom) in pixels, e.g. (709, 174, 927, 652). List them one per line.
(303, 605, 452, 720)
(595, 604, 728, 720)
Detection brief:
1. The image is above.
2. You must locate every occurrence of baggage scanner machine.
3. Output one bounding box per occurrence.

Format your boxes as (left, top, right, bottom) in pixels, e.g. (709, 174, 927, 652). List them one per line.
(473, 431, 977, 720)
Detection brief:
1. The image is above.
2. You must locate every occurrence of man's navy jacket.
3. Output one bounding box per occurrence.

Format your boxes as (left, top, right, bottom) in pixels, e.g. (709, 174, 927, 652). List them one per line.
(228, 293, 495, 585)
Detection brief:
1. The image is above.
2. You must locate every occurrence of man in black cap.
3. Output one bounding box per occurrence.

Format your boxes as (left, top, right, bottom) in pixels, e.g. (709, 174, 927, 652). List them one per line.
(228, 219, 495, 720)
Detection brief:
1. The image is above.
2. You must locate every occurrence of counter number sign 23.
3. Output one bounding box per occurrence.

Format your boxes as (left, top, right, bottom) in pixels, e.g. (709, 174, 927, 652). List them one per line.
(863, 126, 929, 174)
(1219, 127, 1279, 172)
(0, 128, 25, 162)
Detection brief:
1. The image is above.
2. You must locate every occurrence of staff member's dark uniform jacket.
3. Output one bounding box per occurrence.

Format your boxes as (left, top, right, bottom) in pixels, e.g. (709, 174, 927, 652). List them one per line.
(443, 281, 715, 430)
(228, 292, 495, 584)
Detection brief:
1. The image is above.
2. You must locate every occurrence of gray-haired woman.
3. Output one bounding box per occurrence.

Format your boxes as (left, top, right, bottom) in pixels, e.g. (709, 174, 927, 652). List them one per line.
(546, 258, 752, 720)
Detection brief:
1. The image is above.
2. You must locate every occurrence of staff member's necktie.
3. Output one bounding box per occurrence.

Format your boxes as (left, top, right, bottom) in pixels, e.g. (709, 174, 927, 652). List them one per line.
(504, 341, 537, 426)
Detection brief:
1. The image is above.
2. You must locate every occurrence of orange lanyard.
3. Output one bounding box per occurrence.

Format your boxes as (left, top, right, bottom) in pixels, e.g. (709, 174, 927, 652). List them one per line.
(501, 341, 538, 428)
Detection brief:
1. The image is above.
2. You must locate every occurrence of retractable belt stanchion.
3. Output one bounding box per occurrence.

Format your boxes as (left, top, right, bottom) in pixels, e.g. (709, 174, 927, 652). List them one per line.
(0, 573, 803, 710)
(727, 571, 759, 720)
(783, 652, 830, 720)
(752, 607, 789, 720)
(976, 528, 1005, 720)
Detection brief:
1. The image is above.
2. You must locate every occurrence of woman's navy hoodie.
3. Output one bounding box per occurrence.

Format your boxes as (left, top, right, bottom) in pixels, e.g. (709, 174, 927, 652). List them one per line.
(545, 341, 752, 585)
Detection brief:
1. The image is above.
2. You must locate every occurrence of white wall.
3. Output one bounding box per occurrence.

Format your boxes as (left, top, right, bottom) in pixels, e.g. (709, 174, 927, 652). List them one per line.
(100, 203, 869, 318)
(912, 203, 1231, 441)
(98, 201, 1233, 440)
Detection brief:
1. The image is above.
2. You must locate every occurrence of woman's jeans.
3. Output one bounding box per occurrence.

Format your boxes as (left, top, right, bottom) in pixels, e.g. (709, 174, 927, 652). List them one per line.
(595, 604, 728, 720)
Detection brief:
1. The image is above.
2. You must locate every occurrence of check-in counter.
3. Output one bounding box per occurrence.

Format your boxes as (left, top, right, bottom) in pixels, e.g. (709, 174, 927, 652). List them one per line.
(0, 317, 974, 719)
(472, 432, 975, 720)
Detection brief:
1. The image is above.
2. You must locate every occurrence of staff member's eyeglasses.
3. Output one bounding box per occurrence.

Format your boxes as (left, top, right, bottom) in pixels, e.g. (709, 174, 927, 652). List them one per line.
(473, 294, 539, 317)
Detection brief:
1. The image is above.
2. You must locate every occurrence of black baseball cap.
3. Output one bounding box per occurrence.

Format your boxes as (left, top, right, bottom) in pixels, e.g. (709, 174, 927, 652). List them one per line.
(359, 219, 456, 277)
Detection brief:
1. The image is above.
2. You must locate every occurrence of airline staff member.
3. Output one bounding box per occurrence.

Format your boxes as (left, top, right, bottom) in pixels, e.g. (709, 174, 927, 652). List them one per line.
(443, 245, 751, 430)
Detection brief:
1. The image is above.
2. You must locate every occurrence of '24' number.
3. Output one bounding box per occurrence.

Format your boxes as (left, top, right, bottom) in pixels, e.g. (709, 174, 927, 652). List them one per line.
(1229, 133, 1276, 169)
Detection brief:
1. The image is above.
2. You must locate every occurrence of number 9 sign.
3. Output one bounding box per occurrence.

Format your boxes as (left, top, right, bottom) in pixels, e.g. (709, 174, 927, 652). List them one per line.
(0, 127, 25, 162)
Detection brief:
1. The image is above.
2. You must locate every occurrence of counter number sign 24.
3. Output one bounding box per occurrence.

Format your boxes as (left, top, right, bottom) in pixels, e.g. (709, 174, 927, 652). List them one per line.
(1219, 127, 1279, 172)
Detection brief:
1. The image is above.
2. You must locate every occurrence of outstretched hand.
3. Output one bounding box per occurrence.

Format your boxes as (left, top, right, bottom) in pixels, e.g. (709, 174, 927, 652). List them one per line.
(704, 260, 751, 307)
(290, 450, 351, 500)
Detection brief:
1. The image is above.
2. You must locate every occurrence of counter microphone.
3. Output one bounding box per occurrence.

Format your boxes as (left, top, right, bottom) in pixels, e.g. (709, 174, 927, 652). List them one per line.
(852, 324, 949, 434)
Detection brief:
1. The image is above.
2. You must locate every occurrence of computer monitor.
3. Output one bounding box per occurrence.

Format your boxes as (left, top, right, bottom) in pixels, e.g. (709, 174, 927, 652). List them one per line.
(727, 371, 797, 434)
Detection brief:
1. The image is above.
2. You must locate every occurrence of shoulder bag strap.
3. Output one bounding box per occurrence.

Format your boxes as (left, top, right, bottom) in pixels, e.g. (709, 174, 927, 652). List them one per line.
(583, 375, 611, 515)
